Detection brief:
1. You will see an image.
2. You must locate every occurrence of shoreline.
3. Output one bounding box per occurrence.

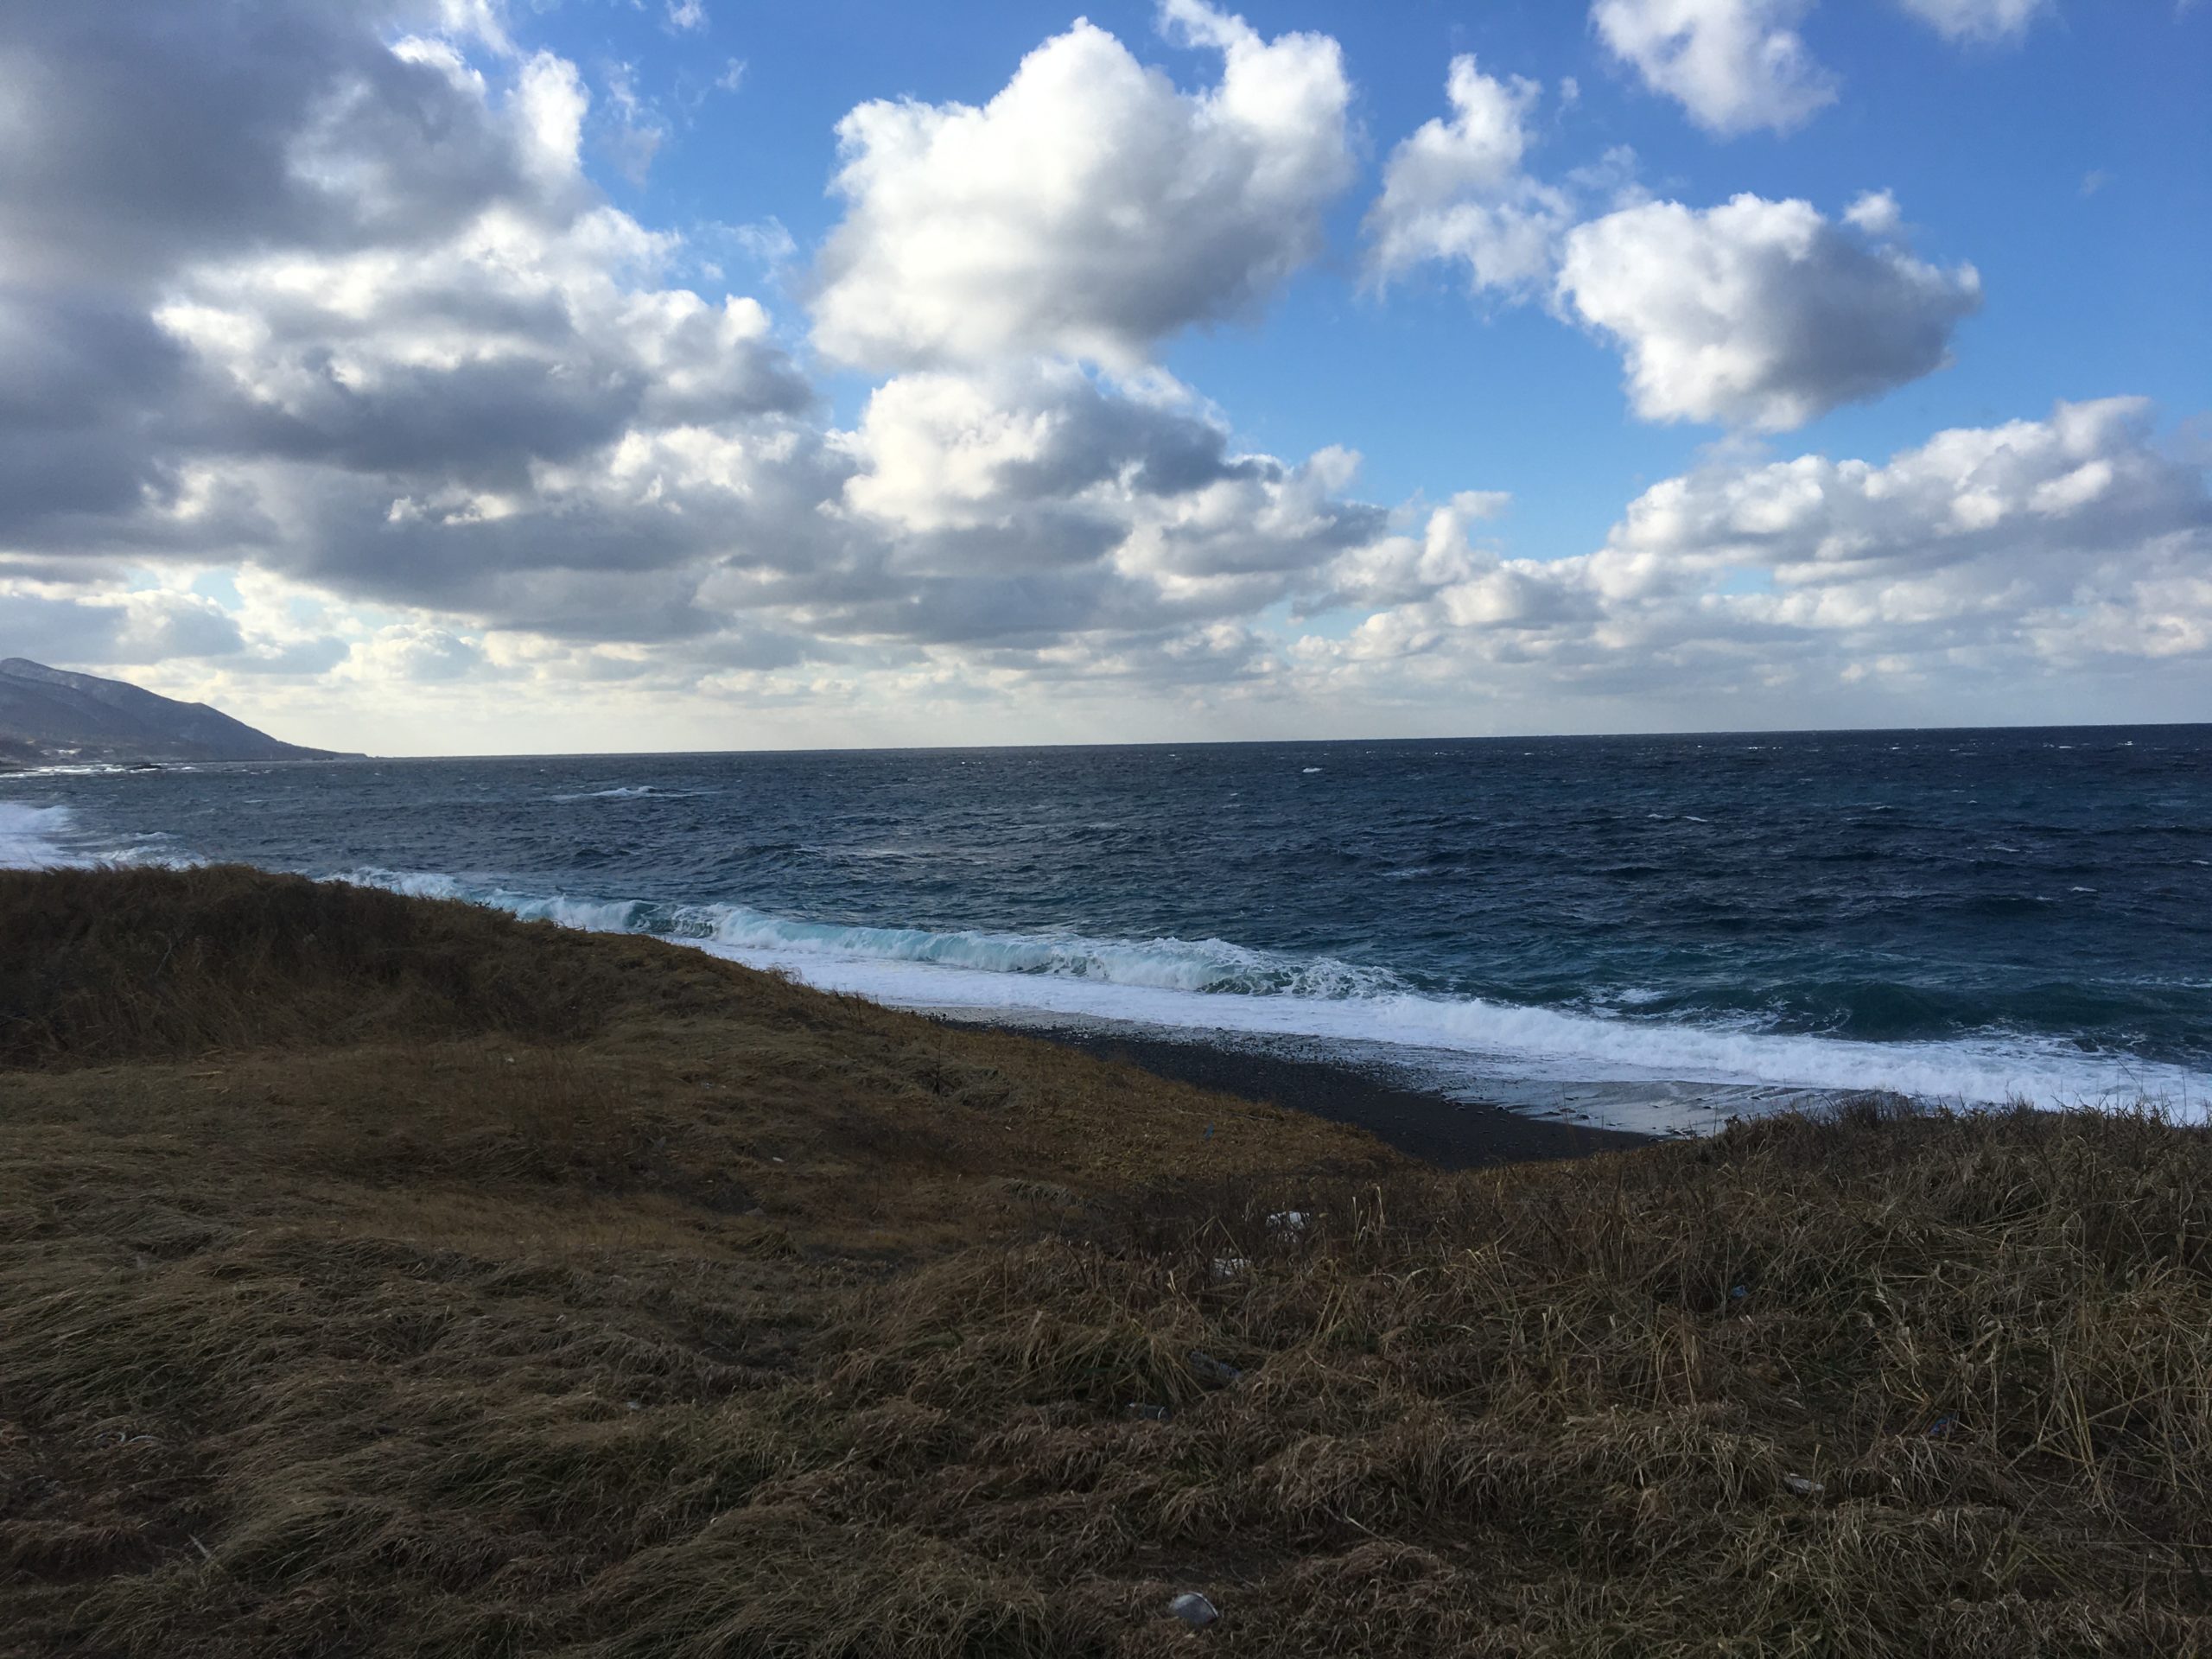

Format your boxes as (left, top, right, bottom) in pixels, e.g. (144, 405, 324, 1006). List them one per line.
(964, 1018, 1657, 1166)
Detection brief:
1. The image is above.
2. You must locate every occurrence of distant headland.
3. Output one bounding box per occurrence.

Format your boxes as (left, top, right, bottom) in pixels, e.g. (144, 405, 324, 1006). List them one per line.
(0, 658, 357, 768)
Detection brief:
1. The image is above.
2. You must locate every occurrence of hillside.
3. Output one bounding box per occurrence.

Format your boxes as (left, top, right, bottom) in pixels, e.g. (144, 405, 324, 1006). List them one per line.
(2, 865, 2209, 1656)
(0, 658, 352, 766)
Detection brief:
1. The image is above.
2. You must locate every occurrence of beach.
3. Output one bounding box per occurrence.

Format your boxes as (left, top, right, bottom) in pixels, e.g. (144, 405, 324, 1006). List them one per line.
(972, 1019, 1656, 1165)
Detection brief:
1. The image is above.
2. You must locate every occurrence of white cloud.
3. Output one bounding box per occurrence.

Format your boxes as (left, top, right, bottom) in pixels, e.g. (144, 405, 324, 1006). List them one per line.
(1294, 399, 2212, 715)
(1895, 0, 2051, 44)
(343, 623, 487, 683)
(0, 582, 243, 665)
(8, 1, 2206, 744)
(1556, 193, 1982, 429)
(1364, 56, 1576, 297)
(1309, 491, 1514, 611)
(1592, 0, 1837, 136)
(809, 3, 1355, 370)
(437, 0, 518, 60)
(1842, 188, 1903, 237)
(601, 62, 668, 186)
(1602, 398, 2202, 581)
(515, 50, 591, 187)
(829, 360, 1389, 634)
(666, 1, 707, 33)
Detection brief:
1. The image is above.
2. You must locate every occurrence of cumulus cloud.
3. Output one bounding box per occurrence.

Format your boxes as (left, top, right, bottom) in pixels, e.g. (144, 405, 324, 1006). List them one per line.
(1556, 193, 1982, 429)
(1363, 56, 1577, 297)
(808, 3, 1355, 370)
(343, 623, 488, 682)
(0, 0, 1417, 689)
(1307, 492, 1516, 612)
(1603, 398, 2203, 580)
(1295, 399, 2212, 716)
(7, 0, 2205, 741)
(0, 2, 588, 555)
(1896, 0, 2051, 44)
(1842, 188, 1904, 238)
(0, 3, 823, 647)
(1592, 0, 1837, 136)
(798, 361, 1390, 649)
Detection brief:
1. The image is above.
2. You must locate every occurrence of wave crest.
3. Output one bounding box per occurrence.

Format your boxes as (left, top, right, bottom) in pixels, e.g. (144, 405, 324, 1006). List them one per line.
(328, 866, 2203, 1117)
(670, 904, 1400, 998)
(0, 804, 79, 869)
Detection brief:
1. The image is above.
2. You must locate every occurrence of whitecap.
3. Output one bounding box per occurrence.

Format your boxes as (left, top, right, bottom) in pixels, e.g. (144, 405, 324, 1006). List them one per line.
(0, 803, 80, 868)
(549, 785, 711, 803)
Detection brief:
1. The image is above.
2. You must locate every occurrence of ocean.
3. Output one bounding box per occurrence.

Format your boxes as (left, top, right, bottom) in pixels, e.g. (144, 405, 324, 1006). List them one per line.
(5, 728, 2209, 1134)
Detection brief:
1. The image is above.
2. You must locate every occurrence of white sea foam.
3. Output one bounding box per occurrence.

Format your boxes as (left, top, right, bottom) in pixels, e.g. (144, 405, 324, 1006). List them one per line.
(0, 803, 79, 868)
(697, 938, 2202, 1115)
(675, 904, 1397, 998)
(549, 785, 712, 802)
(330, 866, 2205, 1120)
(335, 868, 652, 934)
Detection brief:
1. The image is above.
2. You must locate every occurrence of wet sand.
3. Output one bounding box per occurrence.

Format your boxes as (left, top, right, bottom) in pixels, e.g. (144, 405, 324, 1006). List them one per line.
(976, 1021, 1656, 1167)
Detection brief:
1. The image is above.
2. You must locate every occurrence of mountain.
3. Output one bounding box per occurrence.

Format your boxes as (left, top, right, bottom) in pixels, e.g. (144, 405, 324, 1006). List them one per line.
(0, 658, 355, 766)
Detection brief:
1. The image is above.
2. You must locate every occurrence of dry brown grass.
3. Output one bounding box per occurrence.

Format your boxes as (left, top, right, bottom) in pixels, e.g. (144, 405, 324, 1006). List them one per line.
(3, 865, 2209, 1656)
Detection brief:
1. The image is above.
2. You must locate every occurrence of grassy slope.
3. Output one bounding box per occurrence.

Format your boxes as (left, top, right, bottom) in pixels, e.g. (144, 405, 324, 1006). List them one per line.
(3, 867, 2209, 1656)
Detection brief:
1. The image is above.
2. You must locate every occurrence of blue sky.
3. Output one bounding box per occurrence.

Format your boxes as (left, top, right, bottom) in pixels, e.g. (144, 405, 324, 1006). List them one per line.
(630, 0, 2209, 538)
(0, 0, 2207, 751)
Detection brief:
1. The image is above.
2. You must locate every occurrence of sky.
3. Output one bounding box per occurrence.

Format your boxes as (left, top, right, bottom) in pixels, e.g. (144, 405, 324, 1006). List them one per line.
(1, 0, 2207, 755)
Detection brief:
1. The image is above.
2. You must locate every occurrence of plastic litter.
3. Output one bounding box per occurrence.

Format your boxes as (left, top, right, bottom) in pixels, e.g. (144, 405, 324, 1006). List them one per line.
(1186, 1351, 1243, 1387)
(1169, 1592, 1219, 1629)
(1783, 1473, 1824, 1497)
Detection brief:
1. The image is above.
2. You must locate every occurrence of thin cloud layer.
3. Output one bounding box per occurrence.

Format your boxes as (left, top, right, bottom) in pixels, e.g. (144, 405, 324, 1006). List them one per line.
(1896, 0, 2053, 44)
(1556, 194, 1983, 429)
(1592, 0, 1837, 137)
(809, 2, 1355, 371)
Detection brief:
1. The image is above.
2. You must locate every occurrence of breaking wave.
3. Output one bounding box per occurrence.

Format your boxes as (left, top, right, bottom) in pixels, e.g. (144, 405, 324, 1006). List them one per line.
(332, 866, 2203, 1116)
(0, 803, 79, 868)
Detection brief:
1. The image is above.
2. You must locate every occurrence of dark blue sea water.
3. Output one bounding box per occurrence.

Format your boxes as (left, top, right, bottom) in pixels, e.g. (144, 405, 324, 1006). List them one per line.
(6, 728, 2209, 1130)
